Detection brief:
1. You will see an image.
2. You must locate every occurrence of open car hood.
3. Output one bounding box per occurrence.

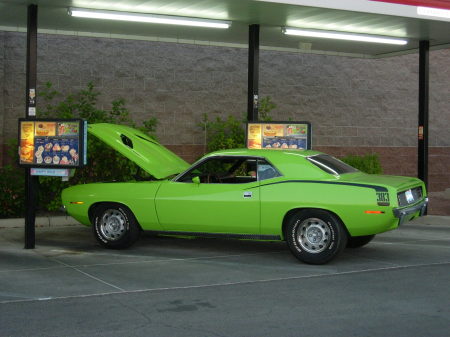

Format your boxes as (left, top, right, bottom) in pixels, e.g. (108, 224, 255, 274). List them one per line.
(88, 123, 190, 179)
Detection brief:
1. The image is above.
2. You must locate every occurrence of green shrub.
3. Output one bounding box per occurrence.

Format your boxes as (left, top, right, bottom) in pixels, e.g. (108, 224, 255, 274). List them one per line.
(199, 96, 276, 153)
(199, 114, 246, 153)
(1, 82, 158, 217)
(340, 154, 383, 174)
(259, 96, 276, 122)
(0, 165, 26, 218)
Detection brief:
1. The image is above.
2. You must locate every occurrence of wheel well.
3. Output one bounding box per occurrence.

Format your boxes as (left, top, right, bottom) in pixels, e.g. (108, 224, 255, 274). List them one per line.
(88, 202, 104, 224)
(88, 202, 142, 230)
(281, 208, 350, 240)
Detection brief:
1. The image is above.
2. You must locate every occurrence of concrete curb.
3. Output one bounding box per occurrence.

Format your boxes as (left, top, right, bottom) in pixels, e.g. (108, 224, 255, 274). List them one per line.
(0, 215, 449, 229)
(0, 216, 81, 229)
(410, 215, 450, 226)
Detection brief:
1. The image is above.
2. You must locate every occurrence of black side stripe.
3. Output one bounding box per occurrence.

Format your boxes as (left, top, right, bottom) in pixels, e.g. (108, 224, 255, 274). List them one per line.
(249, 180, 388, 192)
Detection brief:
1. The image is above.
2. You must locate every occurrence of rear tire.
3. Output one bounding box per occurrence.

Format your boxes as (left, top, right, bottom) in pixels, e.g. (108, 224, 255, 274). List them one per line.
(92, 203, 141, 249)
(347, 235, 375, 248)
(285, 209, 348, 265)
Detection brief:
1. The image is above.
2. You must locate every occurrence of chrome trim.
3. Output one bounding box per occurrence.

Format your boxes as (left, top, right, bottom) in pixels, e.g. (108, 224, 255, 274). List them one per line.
(296, 217, 331, 254)
(393, 197, 428, 226)
(307, 156, 339, 176)
(146, 230, 281, 241)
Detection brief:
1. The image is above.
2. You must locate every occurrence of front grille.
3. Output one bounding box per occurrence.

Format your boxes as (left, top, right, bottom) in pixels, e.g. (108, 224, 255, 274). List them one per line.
(397, 186, 423, 207)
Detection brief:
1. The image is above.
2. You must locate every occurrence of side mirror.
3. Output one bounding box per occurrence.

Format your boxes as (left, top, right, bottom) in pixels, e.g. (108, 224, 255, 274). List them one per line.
(192, 176, 200, 184)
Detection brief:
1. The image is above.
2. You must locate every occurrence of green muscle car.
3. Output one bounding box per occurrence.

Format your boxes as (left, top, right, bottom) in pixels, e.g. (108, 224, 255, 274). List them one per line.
(62, 123, 428, 264)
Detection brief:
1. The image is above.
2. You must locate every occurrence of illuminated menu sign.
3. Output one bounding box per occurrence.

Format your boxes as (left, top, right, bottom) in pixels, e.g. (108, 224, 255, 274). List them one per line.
(18, 119, 87, 168)
(247, 122, 312, 150)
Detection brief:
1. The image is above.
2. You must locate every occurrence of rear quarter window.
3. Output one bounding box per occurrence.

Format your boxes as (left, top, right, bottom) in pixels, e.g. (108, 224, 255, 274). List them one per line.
(307, 154, 358, 175)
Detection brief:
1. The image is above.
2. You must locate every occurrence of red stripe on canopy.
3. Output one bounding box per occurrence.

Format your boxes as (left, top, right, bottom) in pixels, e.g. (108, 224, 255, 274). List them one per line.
(370, 0, 450, 10)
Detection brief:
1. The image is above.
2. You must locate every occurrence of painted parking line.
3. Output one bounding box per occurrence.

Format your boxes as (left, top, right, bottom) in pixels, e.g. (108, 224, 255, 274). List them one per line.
(1, 261, 448, 305)
(0, 265, 67, 274)
(372, 240, 450, 248)
(0, 250, 287, 273)
(2, 237, 449, 273)
(52, 258, 125, 292)
(66, 251, 288, 268)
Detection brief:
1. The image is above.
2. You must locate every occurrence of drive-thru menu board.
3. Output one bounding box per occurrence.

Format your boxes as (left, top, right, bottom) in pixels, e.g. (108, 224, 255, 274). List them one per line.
(247, 122, 312, 150)
(18, 119, 87, 168)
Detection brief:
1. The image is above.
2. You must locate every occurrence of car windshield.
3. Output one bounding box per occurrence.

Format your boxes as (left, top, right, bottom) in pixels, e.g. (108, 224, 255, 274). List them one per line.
(307, 154, 358, 175)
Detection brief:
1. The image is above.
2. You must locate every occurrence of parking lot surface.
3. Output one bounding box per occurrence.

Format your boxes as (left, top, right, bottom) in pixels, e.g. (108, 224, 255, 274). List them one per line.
(0, 216, 449, 337)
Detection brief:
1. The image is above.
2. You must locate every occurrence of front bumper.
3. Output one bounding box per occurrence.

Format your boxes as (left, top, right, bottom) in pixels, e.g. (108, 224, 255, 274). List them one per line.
(393, 197, 428, 226)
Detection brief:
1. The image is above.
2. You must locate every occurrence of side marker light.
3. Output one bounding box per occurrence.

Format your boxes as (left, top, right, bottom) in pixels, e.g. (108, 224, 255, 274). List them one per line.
(70, 201, 85, 205)
(365, 210, 385, 214)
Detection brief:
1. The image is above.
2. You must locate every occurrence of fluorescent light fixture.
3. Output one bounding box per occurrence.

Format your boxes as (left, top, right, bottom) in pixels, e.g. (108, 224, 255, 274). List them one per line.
(68, 7, 231, 29)
(417, 6, 450, 19)
(282, 27, 408, 45)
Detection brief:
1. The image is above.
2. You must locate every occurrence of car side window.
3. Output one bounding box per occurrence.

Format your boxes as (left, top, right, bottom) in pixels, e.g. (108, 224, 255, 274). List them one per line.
(177, 157, 258, 184)
(257, 159, 281, 181)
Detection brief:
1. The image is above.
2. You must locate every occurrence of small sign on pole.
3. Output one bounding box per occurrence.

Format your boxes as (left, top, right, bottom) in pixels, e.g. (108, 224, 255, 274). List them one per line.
(30, 168, 70, 177)
(18, 118, 87, 169)
(246, 121, 312, 150)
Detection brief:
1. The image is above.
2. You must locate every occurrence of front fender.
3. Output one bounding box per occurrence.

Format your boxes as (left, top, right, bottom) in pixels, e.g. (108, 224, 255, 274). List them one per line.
(62, 181, 163, 230)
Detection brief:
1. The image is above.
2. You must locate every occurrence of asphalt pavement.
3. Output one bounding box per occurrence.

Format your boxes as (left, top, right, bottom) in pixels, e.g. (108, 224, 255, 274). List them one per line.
(0, 216, 449, 337)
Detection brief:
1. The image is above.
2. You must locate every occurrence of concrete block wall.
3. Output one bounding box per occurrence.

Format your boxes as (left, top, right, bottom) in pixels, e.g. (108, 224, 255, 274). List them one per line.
(0, 32, 248, 163)
(1, 31, 449, 193)
(2, 32, 26, 161)
(260, 51, 420, 147)
(0, 32, 5, 162)
(258, 48, 450, 192)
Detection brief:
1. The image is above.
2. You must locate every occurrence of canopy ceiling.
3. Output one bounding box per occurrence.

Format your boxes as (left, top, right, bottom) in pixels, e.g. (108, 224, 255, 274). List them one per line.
(1, 0, 450, 57)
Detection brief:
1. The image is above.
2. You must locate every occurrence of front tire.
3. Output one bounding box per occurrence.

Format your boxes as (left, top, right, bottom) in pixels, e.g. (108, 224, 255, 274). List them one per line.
(285, 209, 348, 264)
(347, 235, 375, 248)
(93, 203, 141, 249)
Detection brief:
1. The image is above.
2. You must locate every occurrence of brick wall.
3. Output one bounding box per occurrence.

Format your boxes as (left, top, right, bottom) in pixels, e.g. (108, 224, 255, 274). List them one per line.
(1, 31, 449, 199)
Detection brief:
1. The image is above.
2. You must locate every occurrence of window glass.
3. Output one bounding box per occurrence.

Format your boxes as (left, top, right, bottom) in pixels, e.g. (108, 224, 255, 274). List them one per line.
(257, 159, 281, 181)
(307, 154, 358, 175)
(177, 157, 258, 184)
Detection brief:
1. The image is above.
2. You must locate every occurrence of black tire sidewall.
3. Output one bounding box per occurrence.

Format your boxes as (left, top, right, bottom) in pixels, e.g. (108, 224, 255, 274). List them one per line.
(93, 204, 140, 249)
(286, 209, 348, 264)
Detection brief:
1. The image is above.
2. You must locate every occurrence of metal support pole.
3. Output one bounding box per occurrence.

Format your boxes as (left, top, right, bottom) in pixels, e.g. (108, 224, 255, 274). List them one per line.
(247, 24, 259, 122)
(24, 4, 38, 249)
(418, 40, 429, 190)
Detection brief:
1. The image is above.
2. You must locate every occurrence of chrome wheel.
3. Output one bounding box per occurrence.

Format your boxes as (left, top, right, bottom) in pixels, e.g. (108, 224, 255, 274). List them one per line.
(99, 209, 126, 241)
(93, 204, 141, 249)
(296, 217, 331, 254)
(286, 210, 347, 264)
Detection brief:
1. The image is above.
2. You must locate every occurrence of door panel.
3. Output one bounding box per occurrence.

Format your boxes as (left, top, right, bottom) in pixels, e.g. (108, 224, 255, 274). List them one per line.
(156, 181, 260, 234)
